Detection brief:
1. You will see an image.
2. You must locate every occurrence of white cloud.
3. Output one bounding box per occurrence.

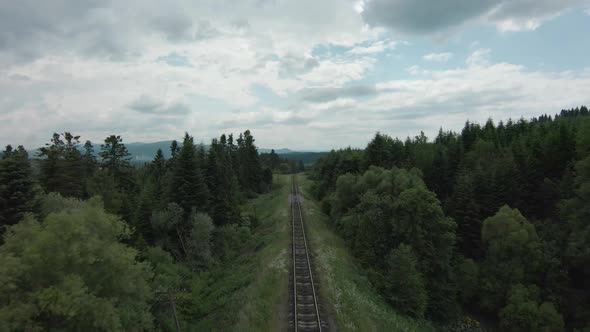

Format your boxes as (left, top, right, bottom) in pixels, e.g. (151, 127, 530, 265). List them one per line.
(466, 48, 491, 67)
(406, 65, 421, 75)
(347, 39, 399, 55)
(0, 0, 386, 148)
(291, 60, 590, 149)
(0, 0, 589, 151)
(423, 52, 453, 62)
(298, 58, 376, 86)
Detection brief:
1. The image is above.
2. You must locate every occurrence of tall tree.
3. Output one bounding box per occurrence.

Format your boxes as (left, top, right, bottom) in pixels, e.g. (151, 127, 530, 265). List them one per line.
(81, 140, 97, 179)
(382, 244, 427, 318)
(480, 206, 543, 312)
(0, 145, 35, 235)
(99, 135, 131, 176)
(37, 132, 84, 197)
(237, 130, 267, 193)
(169, 133, 209, 213)
(448, 171, 483, 258)
(206, 137, 239, 226)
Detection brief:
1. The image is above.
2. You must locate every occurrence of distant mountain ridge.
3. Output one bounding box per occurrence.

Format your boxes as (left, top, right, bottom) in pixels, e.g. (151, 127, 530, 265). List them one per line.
(19, 140, 327, 163)
(104, 141, 324, 162)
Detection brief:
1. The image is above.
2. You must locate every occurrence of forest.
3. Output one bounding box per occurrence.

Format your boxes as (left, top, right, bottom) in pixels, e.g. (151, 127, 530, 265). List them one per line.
(0, 130, 273, 330)
(2, 106, 590, 331)
(310, 106, 590, 331)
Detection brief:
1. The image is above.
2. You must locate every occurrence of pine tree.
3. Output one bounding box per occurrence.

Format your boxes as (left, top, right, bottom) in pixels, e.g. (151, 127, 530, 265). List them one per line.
(170, 133, 209, 214)
(237, 130, 264, 193)
(0, 145, 35, 235)
(449, 172, 482, 259)
(99, 135, 133, 189)
(82, 140, 97, 179)
(365, 132, 392, 168)
(150, 149, 166, 207)
(170, 140, 180, 159)
(37, 133, 64, 194)
(37, 132, 84, 198)
(206, 137, 239, 226)
(61, 132, 84, 198)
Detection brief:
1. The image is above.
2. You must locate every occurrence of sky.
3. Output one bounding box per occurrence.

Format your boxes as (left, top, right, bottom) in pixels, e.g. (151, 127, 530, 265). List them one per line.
(1, 0, 589, 151)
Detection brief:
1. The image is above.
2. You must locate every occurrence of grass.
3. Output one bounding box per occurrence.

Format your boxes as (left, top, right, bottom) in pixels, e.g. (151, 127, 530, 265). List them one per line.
(186, 174, 291, 331)
(297, 174, 435, 332)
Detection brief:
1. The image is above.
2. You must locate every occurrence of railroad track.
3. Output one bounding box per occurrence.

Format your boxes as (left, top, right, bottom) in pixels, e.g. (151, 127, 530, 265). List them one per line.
(290, 176, 326, 332)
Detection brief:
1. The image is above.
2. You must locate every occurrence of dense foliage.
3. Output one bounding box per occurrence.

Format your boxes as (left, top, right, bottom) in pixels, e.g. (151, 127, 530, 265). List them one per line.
(0, 129, 271, 330)
(311, 106, 590, 330)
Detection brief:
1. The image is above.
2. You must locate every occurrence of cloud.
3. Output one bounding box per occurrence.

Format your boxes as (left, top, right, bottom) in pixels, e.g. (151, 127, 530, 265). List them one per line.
(487, 0, 583, 31)
(359, 0, 585, 34)
(299, 85, 378, 103)
(347, 39, 399, 55)
(128, 95, 191, 115)
(406, 65, 428, 76)
(361, 0, 496, 34)
(156, 52, 192, 67)
(288, 62, 590, 149)
(298, 57, 376, 86)
(219, 107, 310, 128)
(423, 52, 453, 62)
(466, 48, 491, 67)
(8, 73, 32, 81)
(0, 0, 588, 151)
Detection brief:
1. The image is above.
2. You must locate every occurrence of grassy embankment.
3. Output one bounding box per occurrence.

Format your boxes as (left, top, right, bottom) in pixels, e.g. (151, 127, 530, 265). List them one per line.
(188, 174, 291, 331)
(297, 174, 435, 332)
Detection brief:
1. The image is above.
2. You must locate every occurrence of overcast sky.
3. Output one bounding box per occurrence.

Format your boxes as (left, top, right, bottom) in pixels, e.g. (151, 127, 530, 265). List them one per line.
(1, 0, 589, 150)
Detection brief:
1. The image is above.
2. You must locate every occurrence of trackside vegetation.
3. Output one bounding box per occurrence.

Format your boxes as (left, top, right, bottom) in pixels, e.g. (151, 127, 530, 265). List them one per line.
(309, 106, 590, 331)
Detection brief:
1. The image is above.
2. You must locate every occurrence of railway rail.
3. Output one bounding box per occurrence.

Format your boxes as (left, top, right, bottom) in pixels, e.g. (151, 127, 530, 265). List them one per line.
(290, 177, 326, 332)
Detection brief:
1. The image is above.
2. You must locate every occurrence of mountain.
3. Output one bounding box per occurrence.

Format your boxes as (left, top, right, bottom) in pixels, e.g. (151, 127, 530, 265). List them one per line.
(26, 140, 328, 164)
(124, 143, 324, 162)
(258, 148, 296, 154)
(125, 141, 176, 161)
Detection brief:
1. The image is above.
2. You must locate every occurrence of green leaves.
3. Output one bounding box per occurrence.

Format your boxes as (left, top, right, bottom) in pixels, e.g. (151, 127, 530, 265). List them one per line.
(480, 206, 542, 311)
(0, 199, 153, 331)
(499, 284, 564, 332)
(382, 244, 427, 318)
(0, 145, 36, 232)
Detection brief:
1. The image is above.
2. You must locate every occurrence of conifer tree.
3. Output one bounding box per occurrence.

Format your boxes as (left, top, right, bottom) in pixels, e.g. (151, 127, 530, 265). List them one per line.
(37, 132, 84, 198)
(449, 172, 482, 258)
(82, 140, 97, 179)
(0, 145, 35, 234)
(170, 133, 209, 213)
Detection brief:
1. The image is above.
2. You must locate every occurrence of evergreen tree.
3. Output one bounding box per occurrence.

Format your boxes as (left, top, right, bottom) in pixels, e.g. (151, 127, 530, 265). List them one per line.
(0, 145, 35, 234)
(170, 140, 180, 159)
(99, 135, 131, 176)
(449, 171, 482, 258)
(237, 130, 265, 193)
(169, 133, 209, 214)
(149, 148, 167, 208)
(61, 132, 84, 198)
(81, 140, 97, 179)
(365, 132, 393, 168)
(37, 132, 84, 198)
